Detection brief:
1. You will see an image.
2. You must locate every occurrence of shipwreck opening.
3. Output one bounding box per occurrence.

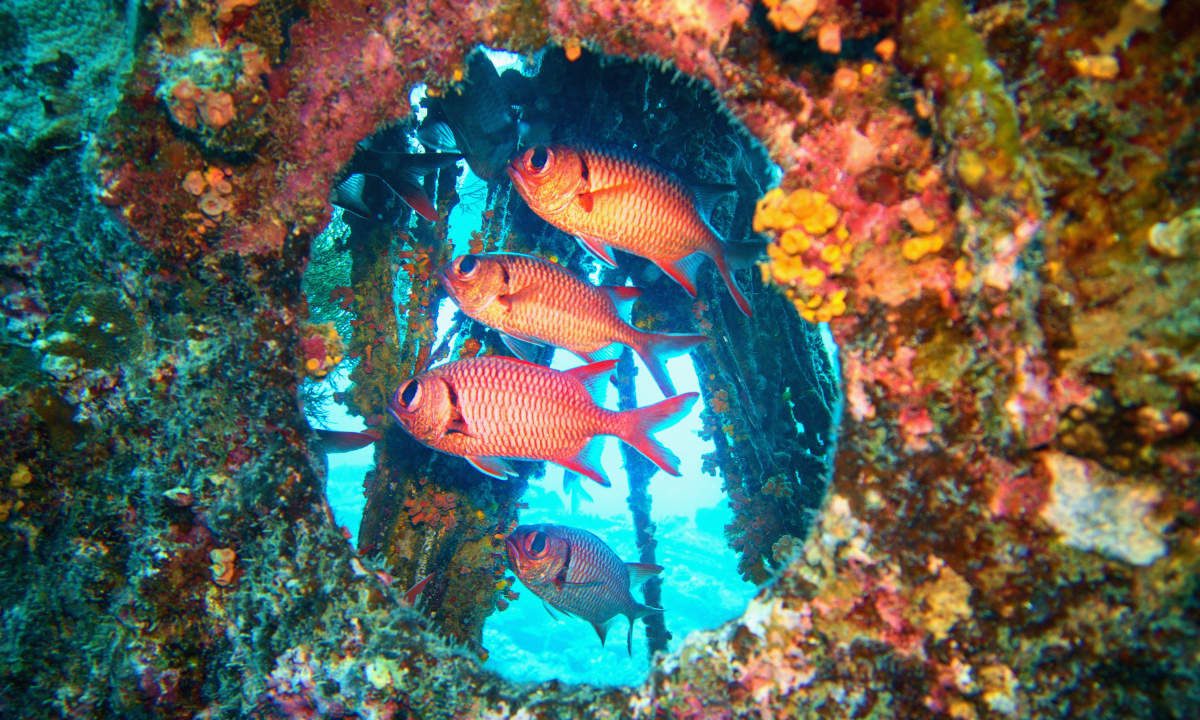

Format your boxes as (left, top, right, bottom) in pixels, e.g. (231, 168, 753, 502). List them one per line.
(300, 44, 841, 685)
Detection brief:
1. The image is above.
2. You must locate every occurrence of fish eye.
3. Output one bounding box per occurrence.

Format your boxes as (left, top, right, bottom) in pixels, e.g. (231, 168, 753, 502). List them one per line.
(456, 255, 478, 276)
(395, 379, 421, 410)
(527, 531, 547, 557)
(527, 146, 550, 173)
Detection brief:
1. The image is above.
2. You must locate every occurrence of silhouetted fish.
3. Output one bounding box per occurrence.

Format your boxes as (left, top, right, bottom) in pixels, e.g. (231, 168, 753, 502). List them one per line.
(506, 523, 662, 655)
(420, 51, 517, 180)
(314, 428, 380, 454)
(339, 150, 461, 222)
(438, 252, 706, 396)
(387, 356, 698, 486)
(507, 142, 754, 316)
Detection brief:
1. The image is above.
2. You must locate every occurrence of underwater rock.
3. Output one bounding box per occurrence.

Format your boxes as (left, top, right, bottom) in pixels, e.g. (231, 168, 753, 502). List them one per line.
(1040, 451, 1167, 566)
(2, 0, 1198, 718)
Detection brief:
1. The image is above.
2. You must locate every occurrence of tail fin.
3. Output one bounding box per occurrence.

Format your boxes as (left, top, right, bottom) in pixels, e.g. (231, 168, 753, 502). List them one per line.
(630, 332, 707, 397)
(616, 392, 699, 475)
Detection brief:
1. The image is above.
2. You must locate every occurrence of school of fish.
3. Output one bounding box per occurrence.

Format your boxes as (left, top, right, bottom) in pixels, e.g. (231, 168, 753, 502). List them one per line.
(354, 117, 756, 655)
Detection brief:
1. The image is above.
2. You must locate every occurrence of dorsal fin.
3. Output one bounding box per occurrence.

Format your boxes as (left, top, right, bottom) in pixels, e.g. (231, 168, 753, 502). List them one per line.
(689, 181, 737, 222)
(601, 286, 641, 321)
(626, 562, 663, 587)
(564, 359, 618, 399)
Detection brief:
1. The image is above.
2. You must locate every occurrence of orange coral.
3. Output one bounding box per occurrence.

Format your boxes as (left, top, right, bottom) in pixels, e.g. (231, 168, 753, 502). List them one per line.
(299, 323, 345, 378)
(201, 92, 237, 129)
(765, 0, 817, 33)
(404, 491, 459, 532)
(217, 0, 259, 24)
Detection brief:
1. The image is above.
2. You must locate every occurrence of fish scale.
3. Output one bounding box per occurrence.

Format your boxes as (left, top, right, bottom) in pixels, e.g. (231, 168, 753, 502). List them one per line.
(447, 358, 605, 458)
(573, 145, 712, 258)
(437, 252, 708, 396)
(498, 254, 636, 351)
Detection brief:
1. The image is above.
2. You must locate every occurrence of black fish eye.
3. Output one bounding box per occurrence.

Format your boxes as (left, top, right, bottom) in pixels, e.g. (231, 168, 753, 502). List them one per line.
(528, 146, 549, 172)
(457, 255, 478, 276)
(529, 531, 547, 556)
(397, 379, 420, 409)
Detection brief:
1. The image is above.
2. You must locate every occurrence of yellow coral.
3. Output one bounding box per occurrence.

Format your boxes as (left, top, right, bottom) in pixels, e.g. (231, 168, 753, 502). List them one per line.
(956, 150, 987, 187)
(753, 188, 794, 232)
(785, 189, 840, 235)
(780, 228, 811, 254)
(801, 267, 826, 286)
(954, 258, 974, 290)
(9, 464, 32, 488)
(902, 233, 945, 262)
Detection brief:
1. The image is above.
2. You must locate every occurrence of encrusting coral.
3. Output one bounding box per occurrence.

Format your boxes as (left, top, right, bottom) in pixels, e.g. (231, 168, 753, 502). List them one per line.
(1, 0, 1198, 718)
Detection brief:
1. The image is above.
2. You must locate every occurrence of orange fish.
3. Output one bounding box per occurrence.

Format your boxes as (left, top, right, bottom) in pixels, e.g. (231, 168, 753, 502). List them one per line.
(438, 252, 706, 396)
(506, 142, 754, 316)
(387, 356, 697, 486)
(506, 523, 662, 655)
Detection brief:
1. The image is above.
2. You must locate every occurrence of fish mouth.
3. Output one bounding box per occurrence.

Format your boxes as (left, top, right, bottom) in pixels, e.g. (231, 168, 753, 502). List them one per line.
(436, 266, 458, 301)
(505, 162, 527, 195)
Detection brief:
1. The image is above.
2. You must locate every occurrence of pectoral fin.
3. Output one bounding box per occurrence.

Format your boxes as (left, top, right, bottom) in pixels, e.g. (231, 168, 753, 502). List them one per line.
(576, 183, 634, 212)
(466, 455, 518, 478)
(576, 235, 618, 268)
(499, 332, 545, 362)
(656, 252, 706, 297)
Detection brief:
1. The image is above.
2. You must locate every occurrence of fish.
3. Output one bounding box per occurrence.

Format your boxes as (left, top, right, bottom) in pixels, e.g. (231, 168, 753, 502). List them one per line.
(505, 523, 662, 655)
(419, 51, 518, 180)
(330, 174, 411, 225)
(313, 428, 380, 454)
(387, 355, 698, 486)
(438, 252, 707, 397)
(506, 142, 754, 316)
(338, 150, 462, 222)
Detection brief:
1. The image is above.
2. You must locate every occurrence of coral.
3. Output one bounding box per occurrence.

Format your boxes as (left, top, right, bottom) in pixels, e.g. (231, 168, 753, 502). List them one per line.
(751, 52, 955, 324)
(297, 321, 344, 378)
(1039, 451, 1168, 566)
(155, 44, 273, 154)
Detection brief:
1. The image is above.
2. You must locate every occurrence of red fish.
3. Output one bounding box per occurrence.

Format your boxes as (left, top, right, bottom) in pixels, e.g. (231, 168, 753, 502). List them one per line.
(506, 142, 754, 316)
(387, 356, 697, 486)
(505, 523, 662, 655)
(438, 252, 706, 396)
